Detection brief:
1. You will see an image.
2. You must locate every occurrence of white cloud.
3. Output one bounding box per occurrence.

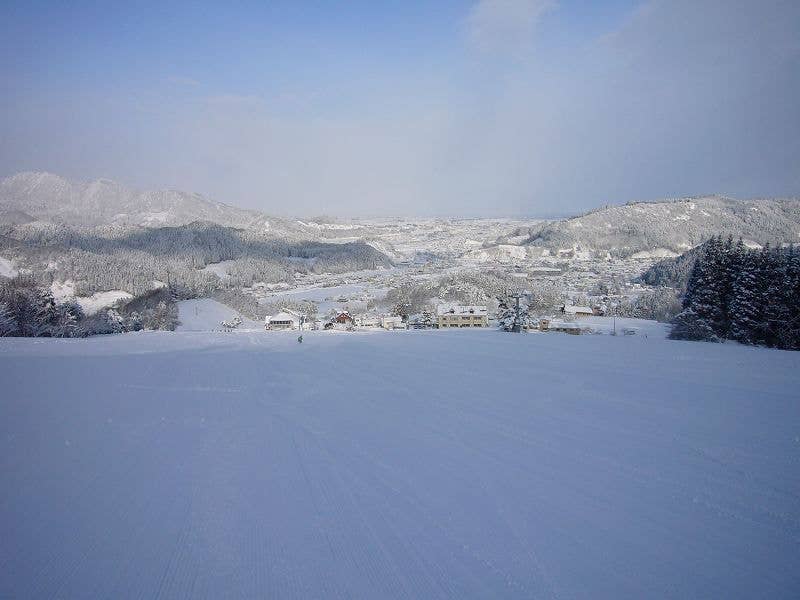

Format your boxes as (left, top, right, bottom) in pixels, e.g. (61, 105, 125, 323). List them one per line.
(3, 0, 798, 217)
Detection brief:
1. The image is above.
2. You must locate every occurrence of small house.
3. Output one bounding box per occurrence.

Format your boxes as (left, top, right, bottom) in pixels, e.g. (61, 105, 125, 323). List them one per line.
(325, 311, 356, 330)
(333, 311, 355, 325)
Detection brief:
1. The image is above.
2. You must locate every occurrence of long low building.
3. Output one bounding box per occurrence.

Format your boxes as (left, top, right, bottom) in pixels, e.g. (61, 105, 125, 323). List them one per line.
(265, 309, 303, 330)
(436, 305, 488, 328)
(561, 305, 595, 318)
(381, 315, 406, 330)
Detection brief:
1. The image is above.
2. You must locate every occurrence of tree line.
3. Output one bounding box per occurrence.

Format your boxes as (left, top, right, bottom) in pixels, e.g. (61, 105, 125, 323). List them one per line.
(670, 236, 800, 349)
(0, 276, 178, 338)
(0, 221, 391, 298)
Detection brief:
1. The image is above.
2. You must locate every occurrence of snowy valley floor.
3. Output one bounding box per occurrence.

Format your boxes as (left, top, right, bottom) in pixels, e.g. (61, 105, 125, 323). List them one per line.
(1, 329, 799, 598)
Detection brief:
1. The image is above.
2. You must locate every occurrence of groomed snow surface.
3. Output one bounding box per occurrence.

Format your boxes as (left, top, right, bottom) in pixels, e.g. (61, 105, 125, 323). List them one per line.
(177, 298, 261, 331)
(1, 329, 799, 598)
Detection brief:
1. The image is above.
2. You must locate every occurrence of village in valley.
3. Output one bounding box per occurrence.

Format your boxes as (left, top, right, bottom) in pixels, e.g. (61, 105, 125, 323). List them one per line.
(3, 0, 800, 595)
(239, 301, 621, 336)
(198, 216, 672, 338)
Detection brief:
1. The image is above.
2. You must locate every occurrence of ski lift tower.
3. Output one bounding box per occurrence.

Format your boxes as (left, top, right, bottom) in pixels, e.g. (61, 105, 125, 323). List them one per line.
(508, 291, 525, 333)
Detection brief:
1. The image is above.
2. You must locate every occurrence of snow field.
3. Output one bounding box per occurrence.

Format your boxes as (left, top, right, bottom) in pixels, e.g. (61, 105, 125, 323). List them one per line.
(0, 256, 18, 278)
(176, 298, 261, 331)
(1, 330, 799, 598)
(75, 290, 133, 315)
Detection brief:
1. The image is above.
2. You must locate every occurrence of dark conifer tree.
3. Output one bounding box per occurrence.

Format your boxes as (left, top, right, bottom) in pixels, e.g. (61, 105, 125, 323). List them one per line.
(717, 236, 744, 338)
(0, 301, 16, 337)
(787, 245, 800, 349)
(673, 237, 721, 341)
(729, 249, 763, 344)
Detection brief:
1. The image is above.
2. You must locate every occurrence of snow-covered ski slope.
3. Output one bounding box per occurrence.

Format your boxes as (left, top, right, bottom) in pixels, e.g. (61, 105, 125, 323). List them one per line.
(1, 330, 799, 598)
(177, 298, 261, 331)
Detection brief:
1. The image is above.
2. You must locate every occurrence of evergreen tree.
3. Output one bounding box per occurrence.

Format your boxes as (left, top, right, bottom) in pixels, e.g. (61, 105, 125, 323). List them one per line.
(0, 301, 16, 337)
(717, 236, 745, 337)
(496, 295, 535, 332)
(391, 302, 412, 322)
(496, 299, 517, 332)
(769, 247, 797, 350)
(673, 238, 800, 350)
(729, 250, 763, 344)
(675, 238, 722, 341)
(0, 277, 58, 337)
(787, 246, 800, 350)
(762, 245, 786, 347)
(51, 300, 85, 338)
(125, 311, 144, 332)
(670, 307, 719, 341)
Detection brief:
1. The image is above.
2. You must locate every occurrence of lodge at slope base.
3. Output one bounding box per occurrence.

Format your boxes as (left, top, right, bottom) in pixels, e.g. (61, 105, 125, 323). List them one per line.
(436, 305, 489, 328)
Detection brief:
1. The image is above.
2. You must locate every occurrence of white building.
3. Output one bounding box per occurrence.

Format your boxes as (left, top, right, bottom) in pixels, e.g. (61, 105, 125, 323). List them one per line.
(561, 305, 594, 318)
(355, 315, 382, 328)
(539, 318, 582, 334)
(381, 315, 406, 330)
(265, 309, 303, 330)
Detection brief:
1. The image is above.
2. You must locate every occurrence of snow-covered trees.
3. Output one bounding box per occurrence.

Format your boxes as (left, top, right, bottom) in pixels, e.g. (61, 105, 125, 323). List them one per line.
(391, 301, 412, 322)
(0, 301, 15, 336)
(0, 221, 391, 299)
(0, 275, 181, 337)
(0, 276, 58, 337)
(729, 247, 766, 344)
(617, 288, 682, 323)
(50, 300, 85, 337)
(147, 302, 178, 331)
(670, 237, 799, 349)
(523, 197, 800, 258)
(496, 294, 538, 332)
(495, 299, 520, 332)
(670, 307, 718, 341)
(385, 282, 434, 317)
(384, 271, 562, 321)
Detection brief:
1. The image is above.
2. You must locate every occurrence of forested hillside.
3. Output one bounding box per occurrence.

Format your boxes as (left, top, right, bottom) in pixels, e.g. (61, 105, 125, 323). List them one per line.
(639, 245, 705, 290)
(515, 196, 800, 257)
(0, 171, 310, 234)
(0, 220, 391, 298)
(670, 236, 800, 349)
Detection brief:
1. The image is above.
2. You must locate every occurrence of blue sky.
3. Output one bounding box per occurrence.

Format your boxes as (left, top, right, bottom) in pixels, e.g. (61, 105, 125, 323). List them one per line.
(1, 0, 798, 217)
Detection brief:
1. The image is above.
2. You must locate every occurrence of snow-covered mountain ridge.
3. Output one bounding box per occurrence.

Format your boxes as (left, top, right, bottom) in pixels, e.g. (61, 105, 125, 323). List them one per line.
(515, 196, 800, 257)
(0, 172, 310, 236)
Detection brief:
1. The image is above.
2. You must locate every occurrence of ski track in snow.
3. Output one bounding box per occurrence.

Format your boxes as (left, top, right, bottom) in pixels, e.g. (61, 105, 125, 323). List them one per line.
(1, 330, 799, 598)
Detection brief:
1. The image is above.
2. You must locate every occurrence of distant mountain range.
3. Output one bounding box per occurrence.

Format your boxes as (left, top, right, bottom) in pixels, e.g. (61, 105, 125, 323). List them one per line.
(0, 172, 311, 237)
(512, 196, 800, 258)
(4, 173, 799, 260)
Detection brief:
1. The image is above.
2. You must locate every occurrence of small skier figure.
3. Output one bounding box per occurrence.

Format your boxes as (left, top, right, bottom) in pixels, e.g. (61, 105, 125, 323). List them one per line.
(297, 335, 303, 344)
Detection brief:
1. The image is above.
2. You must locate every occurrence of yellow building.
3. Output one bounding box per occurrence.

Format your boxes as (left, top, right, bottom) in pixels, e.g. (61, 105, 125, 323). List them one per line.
(436, 305, 489, 328)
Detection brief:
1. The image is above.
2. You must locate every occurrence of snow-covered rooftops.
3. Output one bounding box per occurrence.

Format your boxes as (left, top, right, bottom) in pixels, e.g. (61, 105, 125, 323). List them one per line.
(562, 305, 593, 315)
(436, 305, 488, 316)
(266, 309, 302, 323)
